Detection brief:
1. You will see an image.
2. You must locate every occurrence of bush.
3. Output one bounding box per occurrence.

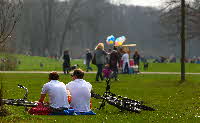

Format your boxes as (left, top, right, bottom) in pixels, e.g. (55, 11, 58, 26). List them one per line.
(0, 54, 17, 71)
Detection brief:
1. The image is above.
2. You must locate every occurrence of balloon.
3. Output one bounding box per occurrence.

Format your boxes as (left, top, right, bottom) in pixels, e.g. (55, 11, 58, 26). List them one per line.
(109, 41, 114, 44)
(118, 42, 122, 45)
(121, 36, 126, 42)
(106, 41, 110, 45)
(115, 42, 119, 46)
(106, 35, 115, 42)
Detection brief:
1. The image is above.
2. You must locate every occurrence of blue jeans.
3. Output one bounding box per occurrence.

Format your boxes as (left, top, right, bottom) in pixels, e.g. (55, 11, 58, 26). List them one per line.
(123, 62, 129, 74)
(96, 64, 103, 81)
(86, 61, 93, 71)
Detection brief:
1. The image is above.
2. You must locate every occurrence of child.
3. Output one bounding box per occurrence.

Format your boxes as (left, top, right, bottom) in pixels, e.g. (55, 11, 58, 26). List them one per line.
(102, 64, 112, 80)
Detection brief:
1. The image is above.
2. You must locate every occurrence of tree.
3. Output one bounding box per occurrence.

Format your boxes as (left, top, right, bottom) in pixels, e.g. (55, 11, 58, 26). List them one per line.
(0, 0, 23, 48)
(160, 0, 187, 81)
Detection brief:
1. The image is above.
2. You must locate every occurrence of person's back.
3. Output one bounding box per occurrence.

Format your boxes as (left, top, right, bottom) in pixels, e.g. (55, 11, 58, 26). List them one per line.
(66, 69, 92, 112)
(95, 49, 107, 64)
(66, 79, 91, 112)
(42, 81, 69, 108)
(39, 72, 70, 109)
(110, 50, 119, 68)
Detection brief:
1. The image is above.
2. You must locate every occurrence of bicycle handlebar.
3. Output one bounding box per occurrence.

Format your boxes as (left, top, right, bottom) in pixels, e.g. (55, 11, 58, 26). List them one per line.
(17, 84, 28, 100)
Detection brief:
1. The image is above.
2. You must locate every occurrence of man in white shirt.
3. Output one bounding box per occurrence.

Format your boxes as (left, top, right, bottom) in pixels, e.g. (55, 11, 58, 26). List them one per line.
(66, 69, 92, 112)
(39, 72, 70, 110)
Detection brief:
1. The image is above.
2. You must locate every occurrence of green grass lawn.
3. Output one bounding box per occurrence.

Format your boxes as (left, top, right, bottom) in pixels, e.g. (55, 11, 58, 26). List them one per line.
(1, 73, 200, 122)
(0, 54, 200, 73)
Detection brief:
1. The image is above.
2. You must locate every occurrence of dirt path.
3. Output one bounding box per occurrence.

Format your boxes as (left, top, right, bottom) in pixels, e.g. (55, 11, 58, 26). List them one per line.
(1, 71, 200, 75)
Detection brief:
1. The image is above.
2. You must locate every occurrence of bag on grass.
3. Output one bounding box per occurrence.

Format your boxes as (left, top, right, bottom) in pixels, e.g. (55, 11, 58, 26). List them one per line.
(92, 54, 96, 65)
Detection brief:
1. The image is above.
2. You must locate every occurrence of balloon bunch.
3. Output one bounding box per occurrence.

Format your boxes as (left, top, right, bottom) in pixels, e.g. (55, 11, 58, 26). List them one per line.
(106, 35, 126, 46)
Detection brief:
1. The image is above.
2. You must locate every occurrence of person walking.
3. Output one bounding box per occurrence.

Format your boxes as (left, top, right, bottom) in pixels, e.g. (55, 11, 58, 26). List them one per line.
(94, 43, 107, 82)
(121, 51, 130, 74)
(63, 50, 70, 74)
(109, 46, 120, 80)
(133, 50, 140, 72)
(85, 49, 93, 72)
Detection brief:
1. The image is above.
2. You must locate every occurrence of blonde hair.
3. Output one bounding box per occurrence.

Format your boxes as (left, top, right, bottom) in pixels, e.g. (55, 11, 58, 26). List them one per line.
(95, 43, 104, 50)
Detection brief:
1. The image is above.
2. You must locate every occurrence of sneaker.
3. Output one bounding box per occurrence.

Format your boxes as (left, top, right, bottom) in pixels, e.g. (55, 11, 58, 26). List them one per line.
(115, 79, 119, 81)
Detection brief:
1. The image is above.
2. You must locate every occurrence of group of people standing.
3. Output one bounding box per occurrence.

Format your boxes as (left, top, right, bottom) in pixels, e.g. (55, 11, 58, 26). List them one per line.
(93, 43, 141, 81)
(93, 43, 120, 82)
(63, 42, 140, 82)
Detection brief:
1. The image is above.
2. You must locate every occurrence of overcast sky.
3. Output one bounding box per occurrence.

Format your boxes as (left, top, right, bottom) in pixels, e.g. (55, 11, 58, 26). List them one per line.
(111, 0, 164, 7)
(58, 0, 164, 7)
(59, 0, 193, 7)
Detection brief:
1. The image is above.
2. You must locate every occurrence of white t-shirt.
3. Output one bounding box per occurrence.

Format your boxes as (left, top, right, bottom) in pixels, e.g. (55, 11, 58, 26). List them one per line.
(41, 80, 70, 108)
(66, 79, 92, 112)
(121, 53, 130, 71)
(121, 53, 129, 63)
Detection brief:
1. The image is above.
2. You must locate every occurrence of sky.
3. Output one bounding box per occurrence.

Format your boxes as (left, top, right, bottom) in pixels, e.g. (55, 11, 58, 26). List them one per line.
(59, 0, 194, 7)
(59, 0, 164, 7)
(111, 0, 164, 7)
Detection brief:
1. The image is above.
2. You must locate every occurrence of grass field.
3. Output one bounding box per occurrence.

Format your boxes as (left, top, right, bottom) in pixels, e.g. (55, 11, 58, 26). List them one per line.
(1, 73, 200, 122)
(0, 54, 200, 73)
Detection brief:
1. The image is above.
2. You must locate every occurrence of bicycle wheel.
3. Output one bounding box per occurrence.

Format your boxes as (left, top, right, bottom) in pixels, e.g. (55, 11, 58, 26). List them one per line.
(106, 95, 141, 113)
(2, 99, 37, 107)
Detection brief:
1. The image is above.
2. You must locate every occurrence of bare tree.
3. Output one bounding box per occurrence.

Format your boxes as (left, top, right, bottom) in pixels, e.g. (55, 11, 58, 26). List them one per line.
(160, 0, 200, 81)
(59, 0, 83, 57)
(0, 0, 23, 48)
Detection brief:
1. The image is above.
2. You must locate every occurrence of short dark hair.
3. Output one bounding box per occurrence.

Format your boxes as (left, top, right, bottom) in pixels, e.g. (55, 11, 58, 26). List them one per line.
(49, 71, 59, 80)
(71, 69, 84, 79)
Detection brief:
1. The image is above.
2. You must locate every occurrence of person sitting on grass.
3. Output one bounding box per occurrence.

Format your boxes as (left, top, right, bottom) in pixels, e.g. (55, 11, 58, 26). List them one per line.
(39, 72, 70, 112)
(102, 64, 112, 80)
(66, 69, 95, 115)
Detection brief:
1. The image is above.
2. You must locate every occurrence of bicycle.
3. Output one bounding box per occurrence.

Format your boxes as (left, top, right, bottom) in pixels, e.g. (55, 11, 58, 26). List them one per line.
(91, 78, 155, 113)
(1, 84, 38, 111)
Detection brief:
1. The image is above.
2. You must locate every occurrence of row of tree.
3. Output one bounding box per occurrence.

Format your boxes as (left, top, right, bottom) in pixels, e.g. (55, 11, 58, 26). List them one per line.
(2, 0, 200, 58)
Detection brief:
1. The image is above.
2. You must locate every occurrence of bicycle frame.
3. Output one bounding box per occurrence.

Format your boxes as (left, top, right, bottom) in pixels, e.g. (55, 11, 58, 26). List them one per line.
(91, 78, 155, 113)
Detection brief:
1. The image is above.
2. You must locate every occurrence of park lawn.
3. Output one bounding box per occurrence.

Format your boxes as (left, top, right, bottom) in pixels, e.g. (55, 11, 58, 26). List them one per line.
(14, 54, 95, 71)
(0, 73, 200, 122)
(1, 53, 200, 72)
(10, 54, 200, 72)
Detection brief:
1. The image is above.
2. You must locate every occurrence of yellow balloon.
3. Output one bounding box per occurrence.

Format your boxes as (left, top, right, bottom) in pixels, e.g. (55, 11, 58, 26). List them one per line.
(110, 41, 113, 44)
(118, 42, 122, 45)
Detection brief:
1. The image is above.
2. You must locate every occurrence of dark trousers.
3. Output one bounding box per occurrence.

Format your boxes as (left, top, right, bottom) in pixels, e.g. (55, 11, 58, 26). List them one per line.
(111, 67, 118, 80)
(63, 63, 70, 74)
(86, 61, 93, 71)
(123, 62, 129, 74)
(96, 64, 103, 81)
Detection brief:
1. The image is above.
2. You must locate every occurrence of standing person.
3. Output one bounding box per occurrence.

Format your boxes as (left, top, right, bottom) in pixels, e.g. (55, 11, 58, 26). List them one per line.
(121, 51, 130, 74)
(133, 50, 140, 71)
(63, 50, 70, 74)
(94, 43, 107, 82)
(39, 72, 70, 111)
(85, 49, 93, 72)
(109, 46, 120, 81)
(105, 48, 112, 64)
(66, 69, 94, 113)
